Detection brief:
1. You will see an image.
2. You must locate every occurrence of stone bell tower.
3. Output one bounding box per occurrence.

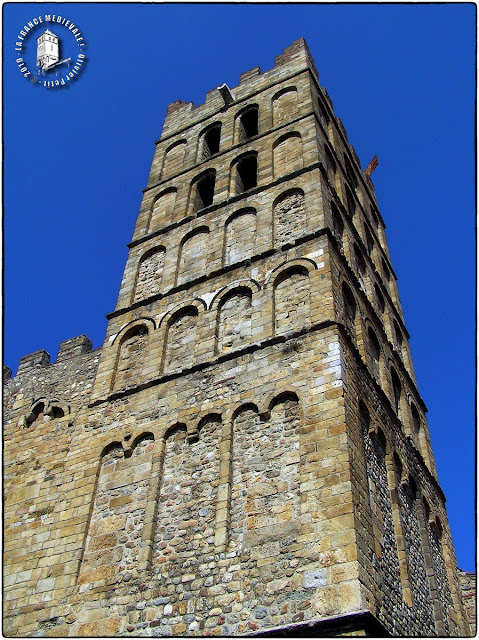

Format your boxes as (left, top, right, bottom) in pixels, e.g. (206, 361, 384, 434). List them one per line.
(3, 39, 471, 637)
(36, 28, 59, 70)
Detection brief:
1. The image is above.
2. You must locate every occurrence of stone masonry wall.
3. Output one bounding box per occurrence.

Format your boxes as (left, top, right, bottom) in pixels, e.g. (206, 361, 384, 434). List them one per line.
(339, 325, 469, 636)
(4, 322, 362, 637)
(459, 571, 477, 635)
(3, 39, 471, 638)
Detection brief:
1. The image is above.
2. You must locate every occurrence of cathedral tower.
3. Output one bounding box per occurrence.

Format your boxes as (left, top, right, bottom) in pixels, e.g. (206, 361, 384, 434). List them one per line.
(3, 39, 471, 637)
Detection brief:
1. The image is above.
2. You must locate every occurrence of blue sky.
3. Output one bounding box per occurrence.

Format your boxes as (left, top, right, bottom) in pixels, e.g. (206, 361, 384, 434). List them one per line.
(4, 4, 475, 571)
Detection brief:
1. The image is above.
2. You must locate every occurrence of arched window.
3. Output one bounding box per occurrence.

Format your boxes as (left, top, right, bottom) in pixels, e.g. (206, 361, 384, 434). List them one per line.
(393, 451, 403, 485)
(331, 202, 344, 249)
(317, 97, 330, 125)
(273, 189, 306, 247)
(150, 188, 177, 231)
(273, 133, 302, 178)
(375, 284, 385, 315)
(177, 229, 209, 285)
(411, 403, 421, 433)
(274, 267, 311, 335)
(152, 417, 221, 572)
(325, 145, 336, 179)
(50, 405, 64, 419)
(134, 247, 166, 302)
(114, 325, 149, 390)
(78, 434, 155, 590)
(224, 209, 256, 266)
(162, 140, 186, 179)
(198, 122, 221, 161)
(354, 244, 366, 276)
(25, 402, 45, 427)
(365, 228, 374, 257)
(217, 288, 253, 353)
(342, 283, 356, 328)
(272, 87, 298, 126)
(231, 154, 257, 195)
(407, 475, 418, 501)
(191, 170, 215, 212)
(393, 320, 403, 347)
(346, 186, 355, 218)
(165, 308, 199, 372)
(235, 105, 258, 142)
(359, 401, 370, 431)
(382, 259, 391, 283)
(368, 327, 381, 364)
(344, 155, 357, 189)
(391, 367, 402, 415)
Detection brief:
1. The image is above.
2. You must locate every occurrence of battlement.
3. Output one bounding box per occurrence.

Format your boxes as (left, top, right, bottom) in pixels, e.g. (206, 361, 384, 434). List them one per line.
(16, 349, 51, 376)
(160, 38, 320, 138)
(56, 334, 93, 363)
(10, 334, 96, 378)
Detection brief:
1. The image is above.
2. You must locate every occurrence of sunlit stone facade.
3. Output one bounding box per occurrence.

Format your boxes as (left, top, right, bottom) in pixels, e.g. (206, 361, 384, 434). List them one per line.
(4, 39, 471, 637)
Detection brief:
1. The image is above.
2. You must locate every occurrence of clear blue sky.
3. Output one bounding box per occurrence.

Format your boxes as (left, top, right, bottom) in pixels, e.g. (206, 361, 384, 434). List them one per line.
(4, 4, 475, 571)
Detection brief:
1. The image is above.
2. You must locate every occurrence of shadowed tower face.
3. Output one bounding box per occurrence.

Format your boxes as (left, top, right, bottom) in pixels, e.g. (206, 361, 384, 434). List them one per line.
(36, 29, 59, 69)
(3, 39, 472, 638)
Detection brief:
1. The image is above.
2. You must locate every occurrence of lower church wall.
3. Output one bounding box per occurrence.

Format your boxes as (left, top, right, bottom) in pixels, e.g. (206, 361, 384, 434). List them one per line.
(4, 327, 367, 637)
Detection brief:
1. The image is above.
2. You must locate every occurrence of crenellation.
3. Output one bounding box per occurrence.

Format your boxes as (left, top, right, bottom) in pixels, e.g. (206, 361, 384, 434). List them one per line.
(16, 348, 51, 376)
(239, 66, 261, 84)
(57, 335, 93, 362)
(4, 39, 471, 638)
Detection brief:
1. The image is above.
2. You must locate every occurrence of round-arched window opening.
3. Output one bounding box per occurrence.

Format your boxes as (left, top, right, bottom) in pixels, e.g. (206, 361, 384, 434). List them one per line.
(391, 368, 401, 415)
(342, 283, 356, 324)
(368, 328, 380, 362)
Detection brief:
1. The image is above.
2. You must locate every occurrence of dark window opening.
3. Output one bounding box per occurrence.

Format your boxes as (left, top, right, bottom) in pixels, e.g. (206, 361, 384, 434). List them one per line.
(200, 124, 221, 160)
(342, 283, 356, 324)
(332, 203, 344, 245)
(325, 146, 336, 176)
(235, 155, 257, 194)
(375, 284, 385, 314)
(26, 402, 45, 426)
(368, 328, 380, 362)
(365, 228, 374, 256)
(393, 320, 403, 346)
(238, 107, 258, 142)
(411, 404, 421, 432)
(317, 98, 330, 124)
(51, 406, 65, 419)
(354, 244, 366, 275)
(393, 452, 403, 484)
(346, 187, 355, 218)
(193, 171, 216, 211)
(382, 259, 391, 282)
(433, 519, 443, 538)
(408, 475, 418, 500)
(391, 368, 401, 415)
(359, 401, 370, 427)
(125, 325, 148, 342)
(344, 155, 358, 189)
(423, 497, 431, 521)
